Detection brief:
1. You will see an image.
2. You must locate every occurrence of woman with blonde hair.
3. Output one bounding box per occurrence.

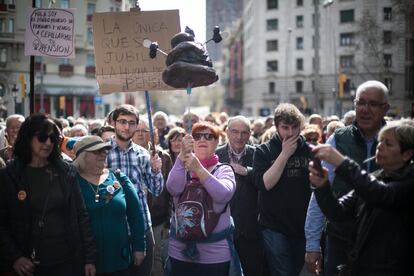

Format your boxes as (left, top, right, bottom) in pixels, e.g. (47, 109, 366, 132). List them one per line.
(73, 136, 146, 276)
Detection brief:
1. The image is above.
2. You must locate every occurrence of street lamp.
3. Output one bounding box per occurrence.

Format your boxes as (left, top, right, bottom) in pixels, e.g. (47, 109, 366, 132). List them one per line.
(11, 84, 18, 114)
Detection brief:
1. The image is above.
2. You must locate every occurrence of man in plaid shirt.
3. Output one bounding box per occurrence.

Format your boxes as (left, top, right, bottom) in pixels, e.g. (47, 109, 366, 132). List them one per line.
(106, 104, 163, 276)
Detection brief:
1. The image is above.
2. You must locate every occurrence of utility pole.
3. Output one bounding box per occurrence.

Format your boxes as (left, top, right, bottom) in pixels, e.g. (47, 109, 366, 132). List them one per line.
(313, 0, 321, 114)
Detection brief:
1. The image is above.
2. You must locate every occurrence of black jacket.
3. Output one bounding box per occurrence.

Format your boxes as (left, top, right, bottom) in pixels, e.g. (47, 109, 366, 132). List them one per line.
(315, 159, 414, 275)
(0, 159, 97, 273)
(253, 134, 312, 238)
(216, 144, 261, 240)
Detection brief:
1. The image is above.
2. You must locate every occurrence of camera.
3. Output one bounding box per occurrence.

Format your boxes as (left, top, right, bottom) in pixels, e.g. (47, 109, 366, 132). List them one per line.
(308, 143, 323, 176)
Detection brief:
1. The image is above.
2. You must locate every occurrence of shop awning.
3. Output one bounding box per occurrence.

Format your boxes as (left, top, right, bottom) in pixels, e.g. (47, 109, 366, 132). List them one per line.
(34, 84, 98, 96)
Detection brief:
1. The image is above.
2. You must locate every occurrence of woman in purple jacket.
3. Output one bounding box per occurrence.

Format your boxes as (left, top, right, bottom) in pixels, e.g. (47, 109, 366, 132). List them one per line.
(166, 122, 237, 276)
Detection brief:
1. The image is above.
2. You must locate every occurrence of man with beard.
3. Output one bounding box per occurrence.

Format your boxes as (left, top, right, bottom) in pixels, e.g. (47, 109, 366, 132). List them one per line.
(106, 105, 163, 276)
(304, 80, 390, 275)
(253, 104, 312, 276)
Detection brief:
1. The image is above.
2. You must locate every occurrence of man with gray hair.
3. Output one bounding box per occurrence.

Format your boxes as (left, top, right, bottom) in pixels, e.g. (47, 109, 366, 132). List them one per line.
(153, 111, 169, 149)
(216, 115, 263, 276)
(0, 114, 25, 162)
(305, 80, 390, 275)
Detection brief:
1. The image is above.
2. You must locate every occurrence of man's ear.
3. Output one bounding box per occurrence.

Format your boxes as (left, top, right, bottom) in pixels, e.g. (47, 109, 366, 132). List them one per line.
(402, 148, 414, 163)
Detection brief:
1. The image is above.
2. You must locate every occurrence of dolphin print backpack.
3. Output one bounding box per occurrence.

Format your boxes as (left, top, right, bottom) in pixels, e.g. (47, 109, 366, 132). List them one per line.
(174, 164, 229, 241)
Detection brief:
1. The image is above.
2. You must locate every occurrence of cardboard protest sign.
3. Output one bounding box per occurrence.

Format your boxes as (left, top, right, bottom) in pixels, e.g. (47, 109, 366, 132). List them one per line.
(92, 10, 180, 94)
(25, 8, 75, 58)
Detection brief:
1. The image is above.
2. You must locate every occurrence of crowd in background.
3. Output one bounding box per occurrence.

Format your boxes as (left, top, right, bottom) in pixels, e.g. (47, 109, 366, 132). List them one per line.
(0, 80, 413, 276)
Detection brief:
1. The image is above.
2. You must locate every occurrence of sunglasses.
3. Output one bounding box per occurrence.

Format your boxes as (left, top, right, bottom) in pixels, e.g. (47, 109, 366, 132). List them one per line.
(36, 133, 57, 143)
(193, 133, 216, 141)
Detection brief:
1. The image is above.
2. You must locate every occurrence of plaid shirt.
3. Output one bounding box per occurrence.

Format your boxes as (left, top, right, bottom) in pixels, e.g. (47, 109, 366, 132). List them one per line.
(106, 138, 163, 230)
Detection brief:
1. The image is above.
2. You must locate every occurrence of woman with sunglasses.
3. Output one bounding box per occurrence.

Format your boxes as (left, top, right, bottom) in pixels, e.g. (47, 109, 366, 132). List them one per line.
(309, 119, 414, 275)
(73, 136, 146, 276)
(0, 113, 96, 276)
(166, 122, 237, 276)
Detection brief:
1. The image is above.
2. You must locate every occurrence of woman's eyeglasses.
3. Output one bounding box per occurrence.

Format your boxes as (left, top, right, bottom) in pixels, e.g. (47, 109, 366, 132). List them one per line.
(193, 133, 215, 141)
(36, 133, 57, 144)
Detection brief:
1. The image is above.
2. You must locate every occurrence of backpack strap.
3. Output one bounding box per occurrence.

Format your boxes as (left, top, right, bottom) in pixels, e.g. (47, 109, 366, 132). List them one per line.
(210, 162, 234, 215)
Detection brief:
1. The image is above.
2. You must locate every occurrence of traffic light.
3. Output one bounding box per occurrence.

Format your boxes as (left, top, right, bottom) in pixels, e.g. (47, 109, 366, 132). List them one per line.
(338, 72, 347, 98)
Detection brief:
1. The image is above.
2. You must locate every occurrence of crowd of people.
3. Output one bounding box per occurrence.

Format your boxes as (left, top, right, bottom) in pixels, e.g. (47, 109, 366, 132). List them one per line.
(0, 80, 413, 276)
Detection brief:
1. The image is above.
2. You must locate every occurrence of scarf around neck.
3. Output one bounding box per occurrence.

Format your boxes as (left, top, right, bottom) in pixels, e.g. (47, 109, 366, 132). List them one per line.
(191, 154, 219, 179)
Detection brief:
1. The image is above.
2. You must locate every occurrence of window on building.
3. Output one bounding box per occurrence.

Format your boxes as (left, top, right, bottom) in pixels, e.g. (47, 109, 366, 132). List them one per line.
(340, 55, 354, 67)
(87, 27, 93, 45)
(340, 33, 354, 46)
(384, 54, 392, 67)
(296, 37, 304, 50)
(35, 0, 41, 7)
(383, 31, 392, 44)
(384, 78, 392, 95)
(0, 18, 5, 33)
(61, 0, 69, 8)
(86, 54, 95, 66)
(296, 58, 304, 70)
(267, 60, 278, 72)
(0, 48, 7, 63)
(267, 40, 279, 51)
(269, 81, 276, 94)
(267, 19, 279, 31)
(340, 9, 354, 23)
(267, 0, 278, 9)
(61, 58, 70, 65)
(296, 15, 304, 28)
(87, 3, 95, 15)
(297, 0, 303, 7)
(383, 7, 392, 21)
(296, 81, 303, 93)
(8, 18, 14, 33)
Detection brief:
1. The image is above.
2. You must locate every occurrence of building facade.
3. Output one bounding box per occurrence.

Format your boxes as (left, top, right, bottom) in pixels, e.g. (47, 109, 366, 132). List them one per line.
(206, 0, 243, 62)
(0, 0, 132, 119)
(241, 0, 413, 117)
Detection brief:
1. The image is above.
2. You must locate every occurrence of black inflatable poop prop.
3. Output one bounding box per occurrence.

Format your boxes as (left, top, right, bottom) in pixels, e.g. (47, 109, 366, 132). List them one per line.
(185, 26, 195, 37)
(149, 42, 159, 59)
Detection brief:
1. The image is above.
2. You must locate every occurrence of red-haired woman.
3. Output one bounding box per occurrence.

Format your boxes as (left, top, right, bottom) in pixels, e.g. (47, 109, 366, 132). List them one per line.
(166, 122, 238, 276)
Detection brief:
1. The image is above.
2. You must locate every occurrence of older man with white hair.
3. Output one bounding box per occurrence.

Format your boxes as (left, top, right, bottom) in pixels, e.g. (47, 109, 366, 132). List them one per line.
(0, 114, 25, 161)
(304, 80, 390, 275)
(216, 115, 263, 276)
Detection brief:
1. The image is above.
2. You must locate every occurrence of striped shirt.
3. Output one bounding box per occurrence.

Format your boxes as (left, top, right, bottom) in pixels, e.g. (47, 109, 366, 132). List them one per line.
(106, 138, 163, 230)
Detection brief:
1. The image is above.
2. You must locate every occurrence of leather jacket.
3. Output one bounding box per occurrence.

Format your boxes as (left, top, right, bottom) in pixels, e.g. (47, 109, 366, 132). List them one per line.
(315, 158, 414, 275)
(0, 159, 96, 273)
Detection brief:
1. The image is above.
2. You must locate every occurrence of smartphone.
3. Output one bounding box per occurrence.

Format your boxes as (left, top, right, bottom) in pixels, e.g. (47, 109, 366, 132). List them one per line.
(308, 143, 323, 176)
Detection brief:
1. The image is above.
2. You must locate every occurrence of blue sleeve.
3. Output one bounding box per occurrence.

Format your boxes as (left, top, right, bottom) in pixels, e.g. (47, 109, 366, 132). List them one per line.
(140, 152, 164, 197)
(120, 172, 146, 252)
(304, 135, 337, 252)
(305, 192, 325, 252)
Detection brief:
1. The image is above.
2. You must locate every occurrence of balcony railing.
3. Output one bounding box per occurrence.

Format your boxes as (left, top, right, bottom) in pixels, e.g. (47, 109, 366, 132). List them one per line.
(35, 62, 46, 72)
(85, 66, 95, 77)
(8, 4, 15, 10)
(59, 64, 74, 77)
